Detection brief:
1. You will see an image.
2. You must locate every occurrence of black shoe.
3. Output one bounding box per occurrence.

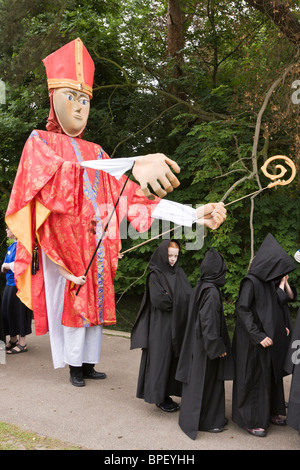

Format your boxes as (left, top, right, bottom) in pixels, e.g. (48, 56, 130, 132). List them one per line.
(156, 397, 180, 412)
(270, 415, 286, 426)
(208, 427, 224, 433)
(246, 428, 266, 437)
(205, 417, 228, 433)
(83, 370, 107, 380)
(70, 375, 86, 387)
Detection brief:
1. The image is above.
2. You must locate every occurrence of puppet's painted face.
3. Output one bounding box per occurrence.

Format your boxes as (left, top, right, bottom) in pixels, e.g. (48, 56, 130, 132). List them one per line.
(53, 87, 90, 137)
(168, 246, 179, 266)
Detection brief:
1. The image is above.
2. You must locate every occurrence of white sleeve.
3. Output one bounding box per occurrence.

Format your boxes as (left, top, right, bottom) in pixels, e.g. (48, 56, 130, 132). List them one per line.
(9, 262, 15, 273)
(151, 199, 197, 227)
(80, 157, 138, 180)
(81, 157, 197, 227)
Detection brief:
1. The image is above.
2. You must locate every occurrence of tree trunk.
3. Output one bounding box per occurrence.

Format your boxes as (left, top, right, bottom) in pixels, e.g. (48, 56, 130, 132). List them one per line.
(166, 0, 186, 99)
(167, 0, 184, 65)
(246, 0, 300, 45)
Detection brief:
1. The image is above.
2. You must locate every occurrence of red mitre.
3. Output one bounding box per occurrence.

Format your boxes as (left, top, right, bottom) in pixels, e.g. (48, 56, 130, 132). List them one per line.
(42, 37, 94, 98)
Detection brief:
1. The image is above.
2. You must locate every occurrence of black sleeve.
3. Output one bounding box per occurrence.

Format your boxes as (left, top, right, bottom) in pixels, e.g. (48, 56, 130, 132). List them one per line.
(199, 289, 226, 360)
(148, 272, 173, 311)
(235, 279, 266, 345)
(276, 287, 291, 306)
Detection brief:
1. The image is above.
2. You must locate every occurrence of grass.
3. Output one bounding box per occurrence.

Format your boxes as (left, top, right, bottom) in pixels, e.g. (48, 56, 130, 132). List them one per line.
(0, 421, 84, 450)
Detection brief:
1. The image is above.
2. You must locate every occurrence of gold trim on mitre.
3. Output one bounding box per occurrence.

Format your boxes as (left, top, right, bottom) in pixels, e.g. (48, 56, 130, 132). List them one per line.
(47, 78, 93, 97)
(75, 37, 84, 86)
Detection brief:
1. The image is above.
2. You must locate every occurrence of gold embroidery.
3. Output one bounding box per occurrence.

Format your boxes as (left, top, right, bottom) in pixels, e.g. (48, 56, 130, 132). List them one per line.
(47, 78, 92, 97)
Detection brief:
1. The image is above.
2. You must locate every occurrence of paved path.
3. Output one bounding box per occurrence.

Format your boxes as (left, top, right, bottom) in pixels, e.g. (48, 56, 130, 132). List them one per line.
(0, 327, 299, 451)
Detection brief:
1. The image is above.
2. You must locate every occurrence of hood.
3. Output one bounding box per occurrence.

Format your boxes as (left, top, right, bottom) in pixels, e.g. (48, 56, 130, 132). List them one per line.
(248, 233, 296, 282)
(200, 247, 227, 287)
(148, 239, 180, 274)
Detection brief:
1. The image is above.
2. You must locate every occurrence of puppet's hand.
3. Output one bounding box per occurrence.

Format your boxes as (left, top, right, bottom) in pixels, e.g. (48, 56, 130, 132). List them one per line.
(132, 154, 180, 199)
(58, 265, 86, 285)
(196, 202, 226, 230)
(72, 275, 86, 286)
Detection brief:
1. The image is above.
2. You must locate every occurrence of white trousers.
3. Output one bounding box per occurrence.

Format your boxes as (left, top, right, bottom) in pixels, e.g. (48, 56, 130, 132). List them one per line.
(41, 250, 102, 369)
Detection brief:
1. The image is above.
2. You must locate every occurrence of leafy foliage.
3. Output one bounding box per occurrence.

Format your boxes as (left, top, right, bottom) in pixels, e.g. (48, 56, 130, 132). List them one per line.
(0, 0, 299, 325)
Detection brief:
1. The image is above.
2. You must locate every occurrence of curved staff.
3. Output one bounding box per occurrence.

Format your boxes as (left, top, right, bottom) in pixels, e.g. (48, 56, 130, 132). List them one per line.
(120, 156, 297, 256)
(260, 155, 296, 188)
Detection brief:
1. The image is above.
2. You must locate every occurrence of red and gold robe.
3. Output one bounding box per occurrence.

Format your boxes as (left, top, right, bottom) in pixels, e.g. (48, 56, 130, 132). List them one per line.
(5, 130, 159, 335)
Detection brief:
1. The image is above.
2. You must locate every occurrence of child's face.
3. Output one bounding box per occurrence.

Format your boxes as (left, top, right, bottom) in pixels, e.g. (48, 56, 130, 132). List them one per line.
(168, 247, 179, 266)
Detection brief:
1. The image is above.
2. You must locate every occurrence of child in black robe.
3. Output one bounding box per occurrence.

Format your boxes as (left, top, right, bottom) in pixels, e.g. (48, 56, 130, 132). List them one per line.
(284, 249, 300, 434)
(131, 239, 192, 412)
(176, 248, 234, 440)
(276, 275, 296, 340)
(232, 233, 296, 437)
(285, 307, 300, 434)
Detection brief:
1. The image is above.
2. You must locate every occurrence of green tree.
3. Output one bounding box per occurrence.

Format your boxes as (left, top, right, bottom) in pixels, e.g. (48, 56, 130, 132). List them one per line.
(0, 0, 299, 326)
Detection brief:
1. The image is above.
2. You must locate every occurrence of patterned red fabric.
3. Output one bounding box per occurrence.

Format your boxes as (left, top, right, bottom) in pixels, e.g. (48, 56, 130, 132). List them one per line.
(6, 130, 159, 334)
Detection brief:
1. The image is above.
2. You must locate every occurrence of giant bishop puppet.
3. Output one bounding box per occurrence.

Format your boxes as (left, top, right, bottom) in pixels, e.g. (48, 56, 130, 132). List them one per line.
(5, 38, 226, 383)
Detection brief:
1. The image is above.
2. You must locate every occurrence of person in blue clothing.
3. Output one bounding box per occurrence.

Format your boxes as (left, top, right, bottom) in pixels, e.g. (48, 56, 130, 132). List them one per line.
(1, 227, 32, 354)
(0, 293, 4, 343)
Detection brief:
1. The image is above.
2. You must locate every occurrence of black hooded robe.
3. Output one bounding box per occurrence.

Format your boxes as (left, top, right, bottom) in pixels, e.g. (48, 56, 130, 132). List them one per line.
(175, 248, 234, 440)
(131, 240, 192, 404)
(285, 307, 300, 434)
(232, 233, 296, 431)
(276, 282, 297, 341)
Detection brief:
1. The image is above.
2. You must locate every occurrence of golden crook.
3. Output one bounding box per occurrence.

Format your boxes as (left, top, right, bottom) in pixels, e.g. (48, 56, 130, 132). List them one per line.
(261, 155, 297, 188)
